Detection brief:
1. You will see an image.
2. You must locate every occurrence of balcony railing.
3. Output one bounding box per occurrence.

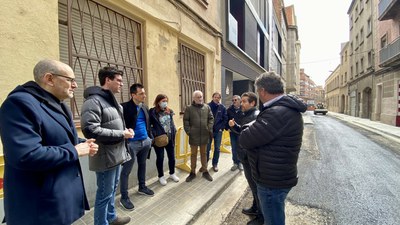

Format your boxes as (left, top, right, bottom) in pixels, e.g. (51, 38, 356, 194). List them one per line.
(379, 0, 400, 20)
(380, 37, 400, 67)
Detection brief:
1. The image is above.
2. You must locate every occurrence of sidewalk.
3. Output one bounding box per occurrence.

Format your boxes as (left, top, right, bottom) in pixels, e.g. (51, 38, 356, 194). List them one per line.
(73, 152, 244, 225)
(73, 112, 400, 225)
(327, 111, 400, 144)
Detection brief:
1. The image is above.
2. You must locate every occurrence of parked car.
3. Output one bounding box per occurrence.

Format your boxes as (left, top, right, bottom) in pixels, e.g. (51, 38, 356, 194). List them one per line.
(314, 103, 328, 115)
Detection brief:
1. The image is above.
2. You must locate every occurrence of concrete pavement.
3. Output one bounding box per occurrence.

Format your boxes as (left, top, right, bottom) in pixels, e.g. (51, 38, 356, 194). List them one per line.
(73, 111, 400, 225)
(73, 151, 244, 225)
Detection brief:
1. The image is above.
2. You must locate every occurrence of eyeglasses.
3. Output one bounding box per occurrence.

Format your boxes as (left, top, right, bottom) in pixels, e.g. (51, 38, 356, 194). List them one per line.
(51, 73, 76, 83)
(232, 99, 238, 102)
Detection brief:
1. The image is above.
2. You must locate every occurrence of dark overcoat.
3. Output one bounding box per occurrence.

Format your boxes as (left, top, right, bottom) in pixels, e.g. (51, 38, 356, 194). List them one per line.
(0, 82, 89, 225)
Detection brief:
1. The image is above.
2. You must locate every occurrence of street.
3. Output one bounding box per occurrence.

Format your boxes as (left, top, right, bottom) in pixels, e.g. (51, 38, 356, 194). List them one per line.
(290, 111, 400, 225)
(224, 111, 400, 225)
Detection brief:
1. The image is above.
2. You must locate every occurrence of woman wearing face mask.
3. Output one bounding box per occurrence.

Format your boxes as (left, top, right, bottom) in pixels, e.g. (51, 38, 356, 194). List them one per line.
(149, 94, 179, 185)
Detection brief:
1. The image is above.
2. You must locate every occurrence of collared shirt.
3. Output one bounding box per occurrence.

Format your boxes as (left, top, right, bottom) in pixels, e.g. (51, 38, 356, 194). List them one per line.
(263, 94, 284, 108)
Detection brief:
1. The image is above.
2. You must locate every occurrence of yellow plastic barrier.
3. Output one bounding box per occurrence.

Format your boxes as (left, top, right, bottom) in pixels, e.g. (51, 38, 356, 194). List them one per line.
(174, 127, 192, 173)
(174, 128, 231, 173)
(220, 130, 232, 153)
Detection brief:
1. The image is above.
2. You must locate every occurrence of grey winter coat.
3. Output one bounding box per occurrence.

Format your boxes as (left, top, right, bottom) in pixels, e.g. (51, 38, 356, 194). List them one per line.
(183, 102, 214, 146)
(80, 86, 130, 172)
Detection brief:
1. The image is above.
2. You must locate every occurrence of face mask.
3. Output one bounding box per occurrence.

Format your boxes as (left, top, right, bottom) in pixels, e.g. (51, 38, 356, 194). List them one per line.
(159, 102, 168, 109)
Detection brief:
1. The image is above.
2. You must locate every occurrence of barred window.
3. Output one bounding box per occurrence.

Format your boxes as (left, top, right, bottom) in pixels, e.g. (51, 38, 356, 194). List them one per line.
(179, 43, 205, 113)
(58, 0, 143, 120)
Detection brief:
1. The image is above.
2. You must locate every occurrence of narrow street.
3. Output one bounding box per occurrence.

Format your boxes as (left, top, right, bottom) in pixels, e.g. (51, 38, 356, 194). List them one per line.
(224, 111, 400, 225)
(291, 111, 400, 224)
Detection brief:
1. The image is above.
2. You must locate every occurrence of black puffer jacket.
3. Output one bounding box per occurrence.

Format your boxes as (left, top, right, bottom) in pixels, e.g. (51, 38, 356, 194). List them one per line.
(239, 95, 307, 189)
(231, 107, 259, 162)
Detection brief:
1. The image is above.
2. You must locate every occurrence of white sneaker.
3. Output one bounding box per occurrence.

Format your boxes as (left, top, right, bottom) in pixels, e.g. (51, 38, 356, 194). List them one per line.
(238, 163, 244, 171)
(159, 176, 167, 186)
(169, 173, 180, 182)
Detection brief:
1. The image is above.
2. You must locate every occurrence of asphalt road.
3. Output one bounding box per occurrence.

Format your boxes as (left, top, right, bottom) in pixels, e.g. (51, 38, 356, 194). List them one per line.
(224, 111, 400, 225)
(289, 111, 400, 225)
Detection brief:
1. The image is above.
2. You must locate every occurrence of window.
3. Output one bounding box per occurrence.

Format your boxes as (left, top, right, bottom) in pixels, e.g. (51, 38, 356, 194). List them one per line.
(58, 0, 143, 119)
(354, 6, 359, 22)
(356, 62, 359, 76)
(368, 51, 372, 67)
(356, 35, 359, 47)
(381, 35, 388, 48)
(350, 15, 353, 30)
(350, 42, 353, 53)
(360, 28, 364, 45)
(360, 58, 364, 73)
(367, 18, 372, 35)
(350, 66, 353, 79)
(179, 44, 205, 113)
(345, 51, 348, 61)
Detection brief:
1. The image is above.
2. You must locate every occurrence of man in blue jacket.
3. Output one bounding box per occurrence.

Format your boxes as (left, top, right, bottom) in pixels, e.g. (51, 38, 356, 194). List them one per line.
(0, 59, 98, 225)
(119, 83, 154, 211)
(206, 92, 228, 172)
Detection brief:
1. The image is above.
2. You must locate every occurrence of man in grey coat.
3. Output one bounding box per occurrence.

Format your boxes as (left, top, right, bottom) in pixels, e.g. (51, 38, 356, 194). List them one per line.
(81, 67, 134, 225)
(183, 90, 214, 182)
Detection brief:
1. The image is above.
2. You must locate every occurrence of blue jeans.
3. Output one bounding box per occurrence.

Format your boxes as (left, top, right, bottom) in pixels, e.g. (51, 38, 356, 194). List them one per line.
(229, 132, 240, 164)
(206, 130, 223, 166)
(257, 185, 291, 225)
(154, 139, 175, 177)
(120, 137, 152, 198)
(94, 165, 121, 225)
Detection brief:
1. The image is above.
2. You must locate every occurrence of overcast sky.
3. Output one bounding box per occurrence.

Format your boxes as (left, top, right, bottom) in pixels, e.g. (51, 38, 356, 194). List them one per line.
(283, 0, 352, 86)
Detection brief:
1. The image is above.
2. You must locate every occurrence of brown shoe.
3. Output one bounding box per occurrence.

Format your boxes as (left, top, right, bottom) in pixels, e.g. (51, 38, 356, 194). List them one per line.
(186, 172, 196, 182)
(110, 216, 131, 225)
(202, 172, 213, 181)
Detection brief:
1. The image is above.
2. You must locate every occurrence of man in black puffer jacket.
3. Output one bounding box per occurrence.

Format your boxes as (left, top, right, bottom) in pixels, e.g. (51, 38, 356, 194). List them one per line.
(239, 72, 307, 225)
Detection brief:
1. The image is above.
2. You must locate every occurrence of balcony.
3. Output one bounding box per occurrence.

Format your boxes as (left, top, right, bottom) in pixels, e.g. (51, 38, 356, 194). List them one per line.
(379, 0, 400, 20)
(379, 37, 400, 67)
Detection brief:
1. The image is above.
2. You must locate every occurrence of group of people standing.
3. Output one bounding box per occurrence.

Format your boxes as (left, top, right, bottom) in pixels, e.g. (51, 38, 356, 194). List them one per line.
(183, 74, 307, 225)
(0, 59, 307, 225)
(0, 60, 179, 225)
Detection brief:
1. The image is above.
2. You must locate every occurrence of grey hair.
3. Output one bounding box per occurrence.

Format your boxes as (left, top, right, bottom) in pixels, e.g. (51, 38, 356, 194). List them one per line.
(192, 90, 203, 99)
(33, 59, 67, 83)
(232, 95, 241, 100)
(255, 71, 284, 94)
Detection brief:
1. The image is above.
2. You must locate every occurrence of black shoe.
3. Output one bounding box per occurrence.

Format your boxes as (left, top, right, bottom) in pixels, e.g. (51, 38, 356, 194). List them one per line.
(110, 216, 131, 225)
(242, 206, 258, 216)
(186, 172, 196, 182)
(202, 172, 213, 181)
(119, 197, 134, 211)
(138, 186, 154, 196)
(247, 216, 264, 225)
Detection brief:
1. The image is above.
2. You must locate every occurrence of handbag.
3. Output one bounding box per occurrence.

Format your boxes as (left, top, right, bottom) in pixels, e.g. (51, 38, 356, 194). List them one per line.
(154, 134, 169, 147)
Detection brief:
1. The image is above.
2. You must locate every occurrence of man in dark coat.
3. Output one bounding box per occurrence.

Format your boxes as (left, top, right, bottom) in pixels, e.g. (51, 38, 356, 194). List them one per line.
(239, 72, 307, 225)
(183, 90, 214, 182)
(206, 92, 228, 172)
(226, 95, 243, 171)
(119, 83, 154, 211)
(0, 59, 98, 225)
